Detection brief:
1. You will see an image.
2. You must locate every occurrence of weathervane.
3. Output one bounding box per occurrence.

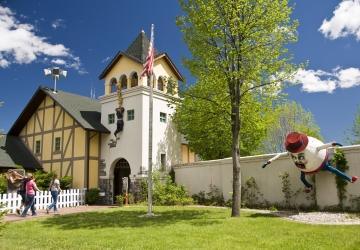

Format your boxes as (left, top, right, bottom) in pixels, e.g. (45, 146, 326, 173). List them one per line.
(44, 67, 67, 93)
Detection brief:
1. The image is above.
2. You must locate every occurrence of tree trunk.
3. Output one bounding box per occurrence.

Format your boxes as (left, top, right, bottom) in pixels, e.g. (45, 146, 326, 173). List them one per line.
(231, 86, 241, 217)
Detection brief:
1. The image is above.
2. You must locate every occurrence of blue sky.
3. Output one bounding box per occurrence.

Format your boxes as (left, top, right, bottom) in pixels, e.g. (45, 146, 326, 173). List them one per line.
(0, 0, 360, 144)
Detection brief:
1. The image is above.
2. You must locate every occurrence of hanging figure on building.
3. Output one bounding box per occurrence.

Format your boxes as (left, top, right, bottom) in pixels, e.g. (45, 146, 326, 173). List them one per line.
(114, 107, 125, 138)
(114, 82, 125, 139)
(261, 132, 358, 192)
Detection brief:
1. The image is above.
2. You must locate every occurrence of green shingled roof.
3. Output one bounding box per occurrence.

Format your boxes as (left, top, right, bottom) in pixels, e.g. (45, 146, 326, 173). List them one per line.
(44, 88, 109, 133)
(9, 87, 110, 135)
(0, 135, 41, 170)
(125, 30, 158, 63)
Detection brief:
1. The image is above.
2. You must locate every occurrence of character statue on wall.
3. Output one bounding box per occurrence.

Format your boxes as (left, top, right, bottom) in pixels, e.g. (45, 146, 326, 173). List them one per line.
(261, 132, 358, 192)
(114, 107, 125, 138)
(114, 83, 125, 139)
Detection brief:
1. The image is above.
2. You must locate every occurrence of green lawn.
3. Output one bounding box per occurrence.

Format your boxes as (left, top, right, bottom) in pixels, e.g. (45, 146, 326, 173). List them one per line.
(1, 206, 359, 250)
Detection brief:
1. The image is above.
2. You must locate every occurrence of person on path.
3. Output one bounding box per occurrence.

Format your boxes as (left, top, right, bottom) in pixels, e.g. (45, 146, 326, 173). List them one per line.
(21, 173, 40, 217)
(46, 174, 61, 213)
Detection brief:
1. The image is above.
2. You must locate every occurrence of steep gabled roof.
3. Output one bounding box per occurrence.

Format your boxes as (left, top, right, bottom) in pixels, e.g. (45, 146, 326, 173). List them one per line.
(99, 31, 184, 81)
(8, 87, 110, 136)
(125, 30, 157, 63)
(0, 135, 41, 170)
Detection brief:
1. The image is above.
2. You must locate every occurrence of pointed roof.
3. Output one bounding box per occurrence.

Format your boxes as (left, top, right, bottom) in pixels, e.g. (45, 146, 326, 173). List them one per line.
(8, 86, 110, 136)
(99, 31, 184, 81)
(125, 30, 157, 63)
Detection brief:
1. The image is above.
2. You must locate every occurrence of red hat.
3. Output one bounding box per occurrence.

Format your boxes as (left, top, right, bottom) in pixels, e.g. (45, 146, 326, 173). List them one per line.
(285, 132, 309, 153)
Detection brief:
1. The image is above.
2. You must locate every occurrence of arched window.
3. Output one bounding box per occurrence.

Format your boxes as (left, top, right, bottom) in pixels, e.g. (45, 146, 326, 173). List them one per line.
(110, 78, 117, 93)
(130, 72, 138, 87)
(120, 75, 127, 90)
(157, 76, 164, 91)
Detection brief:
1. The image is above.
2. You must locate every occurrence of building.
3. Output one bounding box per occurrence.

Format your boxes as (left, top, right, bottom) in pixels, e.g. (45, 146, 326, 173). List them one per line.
(1, 31, 195, 202)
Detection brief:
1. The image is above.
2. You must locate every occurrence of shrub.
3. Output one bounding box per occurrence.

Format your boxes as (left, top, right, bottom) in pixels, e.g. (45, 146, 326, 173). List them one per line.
(33, 170, 53, 190)
(0, 174, 7, 194)
(241, 177, 266, 208)
(86, 188, 100, 205)
(60, 176, 72, 190)
(115, 195, 124, 206)
(192, 184, 225, 206)
(331, 149, 349, 209)
(152, 172, 193, 206)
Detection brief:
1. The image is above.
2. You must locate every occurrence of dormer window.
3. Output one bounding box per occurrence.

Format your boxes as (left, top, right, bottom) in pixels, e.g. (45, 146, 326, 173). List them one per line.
(110, 78, 117, 93)
(120, 75, 127, 90)
(130, 72, 138, 87)
(158, 77, 164, 91)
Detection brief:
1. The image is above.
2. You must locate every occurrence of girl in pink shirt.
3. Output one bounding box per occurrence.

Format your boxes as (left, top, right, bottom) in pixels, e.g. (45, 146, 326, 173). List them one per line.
(21, 174, 40, 217)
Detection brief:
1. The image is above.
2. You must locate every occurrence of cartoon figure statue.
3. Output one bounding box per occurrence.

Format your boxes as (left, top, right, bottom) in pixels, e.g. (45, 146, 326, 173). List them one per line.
(114, 107, 125, 138)
(262, 132, 358, 192)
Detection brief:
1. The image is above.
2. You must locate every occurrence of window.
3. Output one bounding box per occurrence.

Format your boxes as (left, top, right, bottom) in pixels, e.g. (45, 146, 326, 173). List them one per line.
(110, 78, 117, 93)
(35, 140, 41, 154)
(130, 72, 138, 87)
(54, 137, 61, 152)
(160, 112, 167, 123)
(157, 77, 164, 91)
(120, 75, 127, 90)
(160, 154, 166, 171)
(108, 113, 115, 124)
(127, 109, 135, 121)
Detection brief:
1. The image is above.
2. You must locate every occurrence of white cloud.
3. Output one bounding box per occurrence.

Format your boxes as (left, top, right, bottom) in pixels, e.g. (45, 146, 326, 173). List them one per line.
(0, 5, 85, 73)
(51, 19, 65, 29)
(51, 58, 66, 65)
(336, 67, 360, 88)
(319, 0, 360, 40)
(291, 67, 360, 93)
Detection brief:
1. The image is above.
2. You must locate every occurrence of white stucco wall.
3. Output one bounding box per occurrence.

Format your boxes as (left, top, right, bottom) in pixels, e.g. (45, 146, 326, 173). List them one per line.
(174, 145, 360, 209)
(99, 86, 182, 179)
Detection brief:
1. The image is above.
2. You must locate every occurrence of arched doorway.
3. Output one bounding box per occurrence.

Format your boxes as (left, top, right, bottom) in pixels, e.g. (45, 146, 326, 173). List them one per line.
(113, 158, 131, 203)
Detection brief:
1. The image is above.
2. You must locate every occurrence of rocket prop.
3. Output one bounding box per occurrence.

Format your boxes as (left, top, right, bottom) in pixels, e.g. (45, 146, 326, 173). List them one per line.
(262, 132, 358, 192)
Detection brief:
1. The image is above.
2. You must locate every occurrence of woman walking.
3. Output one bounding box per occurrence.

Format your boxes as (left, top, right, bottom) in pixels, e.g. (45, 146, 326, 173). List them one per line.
(21, 173, 40, 217)
(46, 174, 61, 213)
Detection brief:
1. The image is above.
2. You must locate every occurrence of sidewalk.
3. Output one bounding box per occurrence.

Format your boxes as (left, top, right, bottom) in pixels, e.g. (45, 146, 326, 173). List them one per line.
(4, 205, 116, 222)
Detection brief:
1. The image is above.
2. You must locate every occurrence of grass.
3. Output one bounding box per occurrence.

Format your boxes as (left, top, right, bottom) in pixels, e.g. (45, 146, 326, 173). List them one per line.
(1, 206, 360, 250)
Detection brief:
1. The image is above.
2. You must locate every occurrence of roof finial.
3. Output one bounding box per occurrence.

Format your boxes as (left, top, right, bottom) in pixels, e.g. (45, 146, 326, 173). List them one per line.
(141, 29, 145, 33)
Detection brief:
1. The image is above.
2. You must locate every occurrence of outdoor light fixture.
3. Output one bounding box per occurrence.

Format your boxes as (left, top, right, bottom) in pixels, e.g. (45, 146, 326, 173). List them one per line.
(44, 67, 67, 93)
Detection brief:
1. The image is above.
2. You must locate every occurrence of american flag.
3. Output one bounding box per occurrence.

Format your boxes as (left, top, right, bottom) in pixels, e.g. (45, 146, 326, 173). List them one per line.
(141, 24, 155, 77)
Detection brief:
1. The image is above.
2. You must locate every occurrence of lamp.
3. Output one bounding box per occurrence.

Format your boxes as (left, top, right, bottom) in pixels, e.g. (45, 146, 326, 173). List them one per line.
(44, 67, 67, 93)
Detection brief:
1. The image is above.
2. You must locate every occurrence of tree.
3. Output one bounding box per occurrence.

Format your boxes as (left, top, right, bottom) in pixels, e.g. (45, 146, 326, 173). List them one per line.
(177, 0, 298, 216)
(173, 78, 274, 160)
(348, 105, 360, 145)
(259, 101, 322, 154)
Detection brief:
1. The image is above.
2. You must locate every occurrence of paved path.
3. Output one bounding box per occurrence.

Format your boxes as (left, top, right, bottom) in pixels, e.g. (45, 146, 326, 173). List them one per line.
(4, 205, 116, 222)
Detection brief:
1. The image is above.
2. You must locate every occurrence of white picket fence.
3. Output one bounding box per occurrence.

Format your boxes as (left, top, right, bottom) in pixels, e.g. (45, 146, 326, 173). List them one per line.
(0, 189, 86, 214)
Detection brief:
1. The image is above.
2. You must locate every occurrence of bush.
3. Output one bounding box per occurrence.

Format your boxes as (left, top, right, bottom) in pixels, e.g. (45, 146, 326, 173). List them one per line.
(60, 176, 72, 190)
(192, 184, 225, 206)
(86, 188, 100, 205)
(115, 195, 124, 206)
(0, 174, 7, 194)
(33, 170, 53, 190)
(152, 172, 193, 206)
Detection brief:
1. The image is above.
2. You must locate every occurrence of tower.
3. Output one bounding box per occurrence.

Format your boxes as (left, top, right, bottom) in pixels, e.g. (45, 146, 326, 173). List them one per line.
(97, 31, 184, 202)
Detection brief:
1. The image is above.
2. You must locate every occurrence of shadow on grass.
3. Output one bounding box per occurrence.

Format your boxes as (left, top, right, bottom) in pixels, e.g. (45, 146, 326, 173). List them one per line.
(248, 213, 278, 219)
(40, 208, 222, 230)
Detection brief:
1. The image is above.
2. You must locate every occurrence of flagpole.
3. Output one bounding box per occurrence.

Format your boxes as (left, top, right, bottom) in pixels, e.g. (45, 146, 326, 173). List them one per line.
(147, 71, 154, 216)
(147, 24, 155, 216)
